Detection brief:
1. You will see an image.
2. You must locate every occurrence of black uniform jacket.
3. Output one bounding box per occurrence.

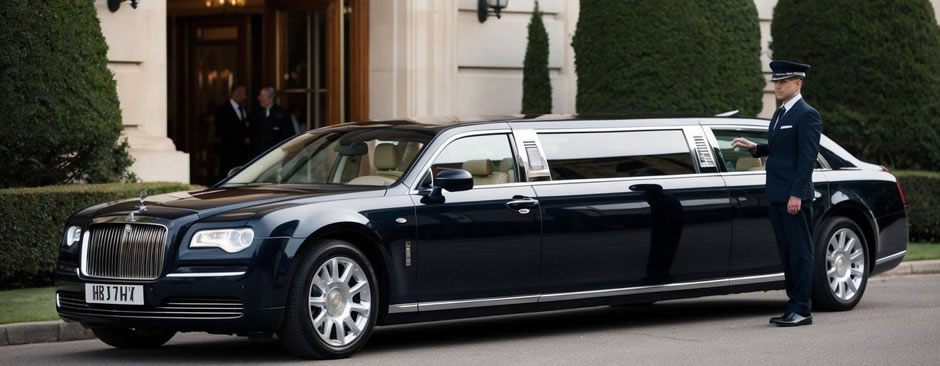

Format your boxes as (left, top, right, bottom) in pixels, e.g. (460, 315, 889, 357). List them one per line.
(752, 98, 823, 203)
(251, 104, 295, 155)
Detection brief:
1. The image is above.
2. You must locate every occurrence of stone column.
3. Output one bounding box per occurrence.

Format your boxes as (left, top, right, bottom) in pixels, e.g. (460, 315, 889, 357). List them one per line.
(95, 0, 189, 183)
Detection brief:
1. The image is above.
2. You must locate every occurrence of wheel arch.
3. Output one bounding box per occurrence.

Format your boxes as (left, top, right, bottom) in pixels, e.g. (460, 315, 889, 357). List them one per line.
(818, 201, 879, 269)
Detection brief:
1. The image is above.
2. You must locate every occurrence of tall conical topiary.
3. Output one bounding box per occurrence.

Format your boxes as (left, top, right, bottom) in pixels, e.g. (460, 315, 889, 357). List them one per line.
(573, 0, 764, 116)
(771, 0, 940, 169)
(0, 0, 133, 188)
(522, 2, 552, 114)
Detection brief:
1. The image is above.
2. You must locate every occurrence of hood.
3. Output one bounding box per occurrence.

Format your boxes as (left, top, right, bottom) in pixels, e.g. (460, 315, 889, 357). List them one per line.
(89, 184, 387, 220)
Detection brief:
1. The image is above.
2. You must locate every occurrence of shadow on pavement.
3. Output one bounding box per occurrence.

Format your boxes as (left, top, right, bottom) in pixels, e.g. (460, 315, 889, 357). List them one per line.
(69, 297, 786, 362)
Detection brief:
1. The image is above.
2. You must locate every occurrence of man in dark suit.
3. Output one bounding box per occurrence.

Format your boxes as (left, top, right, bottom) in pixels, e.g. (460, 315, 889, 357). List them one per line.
(215, 84, 251, 180)
(732, 60, 823, 327)
(251, 87, 295, 156)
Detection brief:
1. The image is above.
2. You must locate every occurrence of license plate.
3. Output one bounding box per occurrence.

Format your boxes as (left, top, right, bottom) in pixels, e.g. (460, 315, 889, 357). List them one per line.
(85, 284, 144, 305)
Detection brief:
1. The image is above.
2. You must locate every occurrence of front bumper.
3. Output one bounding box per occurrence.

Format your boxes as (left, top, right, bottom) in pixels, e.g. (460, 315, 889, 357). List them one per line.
(54, 237, 298, 332)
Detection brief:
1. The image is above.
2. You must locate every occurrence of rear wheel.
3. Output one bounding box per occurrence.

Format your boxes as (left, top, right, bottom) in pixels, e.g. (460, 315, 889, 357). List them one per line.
(279, 239, 379, 359)
(91, 328, 176, 348)
(812, 216, 869, 311)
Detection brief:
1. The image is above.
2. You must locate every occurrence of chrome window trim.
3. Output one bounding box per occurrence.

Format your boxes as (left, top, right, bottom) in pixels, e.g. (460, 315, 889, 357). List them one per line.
(407, 129, 524, 194)
(527, 172, 724, 187)
(388, 272, 785, 313)
(875, 250, 906, 265)
(80, 220, 169, 281)
(166, 272, 247, 278)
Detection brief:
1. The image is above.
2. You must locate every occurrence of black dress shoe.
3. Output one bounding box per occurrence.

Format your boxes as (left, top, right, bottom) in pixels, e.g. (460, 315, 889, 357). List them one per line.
(769, 312, 792, 324)
(774, 313, 812, 327)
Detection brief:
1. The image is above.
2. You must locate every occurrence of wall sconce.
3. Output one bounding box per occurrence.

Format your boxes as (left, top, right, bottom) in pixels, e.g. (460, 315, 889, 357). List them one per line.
(108, 0, 139, 12)
(478, 0, 509, 23)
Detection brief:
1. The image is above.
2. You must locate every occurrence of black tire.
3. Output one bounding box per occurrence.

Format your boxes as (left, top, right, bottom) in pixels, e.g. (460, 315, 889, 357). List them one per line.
(811, 216, 870, 311)
(91, 328, 176, 348)
(278, 239, 380, 360)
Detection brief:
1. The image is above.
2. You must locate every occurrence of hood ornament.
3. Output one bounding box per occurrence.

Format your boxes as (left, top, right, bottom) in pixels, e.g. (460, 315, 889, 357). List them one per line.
(128, 191, 148, 221)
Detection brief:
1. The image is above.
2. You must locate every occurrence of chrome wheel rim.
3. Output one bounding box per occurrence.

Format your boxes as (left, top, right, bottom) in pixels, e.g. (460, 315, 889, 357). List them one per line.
(308, 256, 371, 348)
(826, 228, 865, 301)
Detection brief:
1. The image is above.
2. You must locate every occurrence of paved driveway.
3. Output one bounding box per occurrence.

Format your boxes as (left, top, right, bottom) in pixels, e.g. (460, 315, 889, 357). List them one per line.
(3, 274, 939, 365)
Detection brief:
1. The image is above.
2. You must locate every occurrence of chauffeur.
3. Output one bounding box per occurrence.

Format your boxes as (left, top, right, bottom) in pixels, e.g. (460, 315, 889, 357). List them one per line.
(732, 60, 823, 327)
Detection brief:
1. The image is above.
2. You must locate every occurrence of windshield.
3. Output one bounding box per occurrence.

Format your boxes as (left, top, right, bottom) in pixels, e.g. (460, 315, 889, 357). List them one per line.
(224, 127, 434, 186)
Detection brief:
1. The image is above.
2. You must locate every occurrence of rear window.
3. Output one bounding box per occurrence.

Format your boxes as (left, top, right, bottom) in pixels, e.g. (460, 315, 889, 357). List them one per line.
(537, 130, 696, 180)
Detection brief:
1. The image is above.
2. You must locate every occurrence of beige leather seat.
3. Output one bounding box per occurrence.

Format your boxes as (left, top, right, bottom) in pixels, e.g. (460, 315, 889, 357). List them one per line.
(347, 143, 401, 186)
(462, 159, 508, 186)
(374, 143, 403, 179)
(736, 157, 764, 171)
(499, 157, 516, 183)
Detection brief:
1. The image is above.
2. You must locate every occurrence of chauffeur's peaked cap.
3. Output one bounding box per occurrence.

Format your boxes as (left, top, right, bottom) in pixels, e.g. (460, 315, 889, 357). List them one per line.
(770, 60, 811, 81)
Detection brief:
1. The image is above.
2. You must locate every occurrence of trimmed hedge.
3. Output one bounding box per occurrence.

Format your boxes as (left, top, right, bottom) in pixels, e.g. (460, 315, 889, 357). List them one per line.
(771, 0, 940, 170)
(0, 0, 135, 188)
(573, 0, 764, 116)
(522, 2, 552, 114)
(894, 171, 940, 242)
(0, 183, 202, 289)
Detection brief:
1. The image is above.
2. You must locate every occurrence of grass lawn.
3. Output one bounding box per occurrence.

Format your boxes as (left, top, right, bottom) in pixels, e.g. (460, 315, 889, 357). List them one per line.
(0, 287, 58, 325)
(904, 242, 940, 262)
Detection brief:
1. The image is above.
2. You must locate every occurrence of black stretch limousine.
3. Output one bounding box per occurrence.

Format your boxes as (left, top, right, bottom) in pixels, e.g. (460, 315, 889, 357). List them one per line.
(56, 115, 908, 359)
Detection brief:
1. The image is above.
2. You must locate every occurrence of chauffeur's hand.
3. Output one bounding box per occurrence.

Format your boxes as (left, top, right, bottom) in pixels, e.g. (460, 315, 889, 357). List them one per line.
(787, 196, 801, 215)
(730, 138, 756, 152)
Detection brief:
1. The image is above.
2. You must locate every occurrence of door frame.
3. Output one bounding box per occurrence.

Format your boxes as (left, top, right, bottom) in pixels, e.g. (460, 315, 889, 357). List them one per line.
(262, 0, 369, 126)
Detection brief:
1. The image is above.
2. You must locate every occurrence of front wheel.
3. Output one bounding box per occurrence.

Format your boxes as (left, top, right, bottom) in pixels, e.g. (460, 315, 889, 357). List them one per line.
(279, 239, 379, 359)
(91, 328, 176, 348)
(812, 216, 869, 311)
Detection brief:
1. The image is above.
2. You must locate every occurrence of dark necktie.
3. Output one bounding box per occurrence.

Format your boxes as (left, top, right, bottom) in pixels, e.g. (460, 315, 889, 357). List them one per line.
(770, 106, 786, 132)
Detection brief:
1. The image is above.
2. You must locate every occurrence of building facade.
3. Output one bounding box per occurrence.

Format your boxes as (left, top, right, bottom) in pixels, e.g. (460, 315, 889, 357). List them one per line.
(94, 0, 940, 185)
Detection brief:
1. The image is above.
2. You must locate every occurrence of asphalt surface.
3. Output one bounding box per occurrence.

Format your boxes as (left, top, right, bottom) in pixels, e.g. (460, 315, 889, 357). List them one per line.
(3, 274, 939, 365)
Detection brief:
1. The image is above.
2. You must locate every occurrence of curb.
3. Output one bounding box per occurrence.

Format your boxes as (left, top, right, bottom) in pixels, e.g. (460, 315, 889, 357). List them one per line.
(2, 260, 938, 347)
(880, 259, 940, 277)
(0, 320, 95, 346)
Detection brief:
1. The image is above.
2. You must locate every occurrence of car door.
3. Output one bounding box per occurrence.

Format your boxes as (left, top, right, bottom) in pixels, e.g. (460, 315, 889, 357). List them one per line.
(410, 131, 542, 306)
(532, 127, 733, 295)
(707, 126, 829, 276)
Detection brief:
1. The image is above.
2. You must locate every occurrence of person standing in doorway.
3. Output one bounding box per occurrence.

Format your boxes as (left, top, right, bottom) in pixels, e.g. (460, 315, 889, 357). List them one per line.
(252, 87, 295, 156)
(731, 60, 822, 327)
(215, 84, 250, 180)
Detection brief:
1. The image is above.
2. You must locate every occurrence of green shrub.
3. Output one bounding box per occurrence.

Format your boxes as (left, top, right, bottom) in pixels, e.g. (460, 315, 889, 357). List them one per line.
(0, 0, 135, 188)
(573, 0, 764, 116)
(522, 2, 552, 114)
(0, 183, 202, 289)
(894, 171, 940, 242)
(771, 0, 940, 170)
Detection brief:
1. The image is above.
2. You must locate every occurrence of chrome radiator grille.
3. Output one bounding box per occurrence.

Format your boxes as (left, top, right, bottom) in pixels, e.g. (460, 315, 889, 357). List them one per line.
(83, 223, 167, 280)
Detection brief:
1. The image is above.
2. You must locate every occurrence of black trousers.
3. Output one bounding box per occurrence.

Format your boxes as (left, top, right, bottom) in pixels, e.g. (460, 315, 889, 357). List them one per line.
(768, 200, 815, 316)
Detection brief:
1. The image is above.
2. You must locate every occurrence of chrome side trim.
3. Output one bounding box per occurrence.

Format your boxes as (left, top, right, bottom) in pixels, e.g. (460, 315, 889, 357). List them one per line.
(419, 294, 539, 311)
(538, 278, 729, 303)
(387, 273, 786, 313)
(876, 250, 906, 265)
(387, 303, 418, 314)
(166, 272, 247, 278)
(727, 273, 785, 286)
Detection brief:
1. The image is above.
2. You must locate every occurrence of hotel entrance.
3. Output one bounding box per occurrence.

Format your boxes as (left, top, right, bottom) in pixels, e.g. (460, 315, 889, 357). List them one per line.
(166, 0, 368, 186)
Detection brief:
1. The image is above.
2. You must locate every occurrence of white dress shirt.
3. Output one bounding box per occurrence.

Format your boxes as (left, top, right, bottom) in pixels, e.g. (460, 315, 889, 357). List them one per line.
(772, 93, 802, 130)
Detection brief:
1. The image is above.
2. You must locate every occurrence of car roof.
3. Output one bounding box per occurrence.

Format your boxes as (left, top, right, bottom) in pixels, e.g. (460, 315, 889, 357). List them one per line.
(332, 113, 770, 132)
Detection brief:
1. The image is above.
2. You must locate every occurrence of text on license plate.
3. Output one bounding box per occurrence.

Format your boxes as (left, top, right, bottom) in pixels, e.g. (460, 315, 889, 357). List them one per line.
(85, 284, 144, 305)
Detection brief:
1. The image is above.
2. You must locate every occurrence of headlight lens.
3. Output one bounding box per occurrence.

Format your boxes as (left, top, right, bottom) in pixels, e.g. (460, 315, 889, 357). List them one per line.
(189, 228, 255, 253)
(65, 226, 82, 247)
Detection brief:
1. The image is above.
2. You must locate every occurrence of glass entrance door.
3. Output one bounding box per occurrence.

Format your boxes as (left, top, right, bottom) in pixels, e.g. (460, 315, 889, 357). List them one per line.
(283, 10, 328, 131)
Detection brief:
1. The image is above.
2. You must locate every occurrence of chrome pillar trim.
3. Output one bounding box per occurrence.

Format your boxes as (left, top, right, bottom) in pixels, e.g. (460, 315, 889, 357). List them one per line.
(419, 294, 539, 312)
(387, 303, 418, 314)
(726, 273, 785, 286)
(538, 278, 729, 303)
(166, 272, 247, 278)
(875, 250, 906, 265)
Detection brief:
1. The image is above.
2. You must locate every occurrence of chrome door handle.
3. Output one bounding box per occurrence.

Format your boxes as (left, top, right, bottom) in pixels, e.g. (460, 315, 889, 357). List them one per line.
(506, 197, 539, 211)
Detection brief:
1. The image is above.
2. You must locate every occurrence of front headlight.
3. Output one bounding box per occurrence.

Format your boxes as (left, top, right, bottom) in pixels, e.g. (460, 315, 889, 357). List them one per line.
(65, 226, 82, 247)
(189, 228, 255, 253)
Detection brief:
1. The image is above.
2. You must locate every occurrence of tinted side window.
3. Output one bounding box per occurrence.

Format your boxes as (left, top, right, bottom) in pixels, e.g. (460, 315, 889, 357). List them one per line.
(427, 134, 517, 186)
(711, 129, 769, 172)
(538, 130, 695, 180)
